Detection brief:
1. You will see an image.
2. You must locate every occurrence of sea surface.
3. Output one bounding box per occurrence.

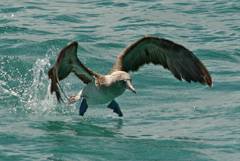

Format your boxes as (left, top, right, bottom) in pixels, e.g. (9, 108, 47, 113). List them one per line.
(0, 0, 240, 161)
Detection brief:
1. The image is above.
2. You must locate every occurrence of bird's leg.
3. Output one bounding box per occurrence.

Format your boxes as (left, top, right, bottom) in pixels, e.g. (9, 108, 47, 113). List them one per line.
(78, 98, 88, 116)
(67, 90, 88, 116)
(107, 100, 123, 117)
(68, 90, 82, 104)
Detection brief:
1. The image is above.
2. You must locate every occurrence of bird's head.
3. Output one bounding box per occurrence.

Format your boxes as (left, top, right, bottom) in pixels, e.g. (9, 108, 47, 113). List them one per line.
(110, 71, 136, 94)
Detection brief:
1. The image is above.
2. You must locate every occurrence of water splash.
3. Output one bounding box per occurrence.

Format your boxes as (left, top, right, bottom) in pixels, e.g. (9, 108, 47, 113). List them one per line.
(0, 53, 76, 115)
(22, 57, 56, 113)
(21, 55, 76, 115)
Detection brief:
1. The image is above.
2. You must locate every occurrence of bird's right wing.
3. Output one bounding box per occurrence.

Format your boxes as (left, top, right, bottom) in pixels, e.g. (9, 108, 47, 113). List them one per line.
(48, 41, 99, 102)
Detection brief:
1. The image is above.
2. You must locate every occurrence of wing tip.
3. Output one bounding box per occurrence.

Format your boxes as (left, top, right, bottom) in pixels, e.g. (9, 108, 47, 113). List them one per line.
(201, 65, 213, 88)
(48, 67, 63, 103)
(205, 75, 213, 88)
(57, 41, 78, 63)
(67, 41, 78, 47)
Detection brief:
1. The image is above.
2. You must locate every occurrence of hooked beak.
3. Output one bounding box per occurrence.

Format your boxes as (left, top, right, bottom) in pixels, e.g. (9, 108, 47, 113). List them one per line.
(126, 80, 136, 94)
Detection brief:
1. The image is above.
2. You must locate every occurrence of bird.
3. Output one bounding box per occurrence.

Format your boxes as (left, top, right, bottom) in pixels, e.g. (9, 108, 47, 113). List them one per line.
(48, 36, 212, 117)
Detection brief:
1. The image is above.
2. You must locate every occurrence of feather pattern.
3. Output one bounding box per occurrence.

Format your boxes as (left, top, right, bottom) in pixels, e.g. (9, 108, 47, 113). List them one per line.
(111, 36, 212, 86)
(48, 41, 99, 102)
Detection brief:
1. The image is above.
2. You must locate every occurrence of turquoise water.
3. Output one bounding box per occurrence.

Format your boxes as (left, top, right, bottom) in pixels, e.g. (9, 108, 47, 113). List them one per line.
(0, 0, 240, 160)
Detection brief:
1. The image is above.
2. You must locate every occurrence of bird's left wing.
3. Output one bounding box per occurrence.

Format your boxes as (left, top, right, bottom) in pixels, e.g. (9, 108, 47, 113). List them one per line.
(110, 36, 212, 86)
(48, 41, 99, 102)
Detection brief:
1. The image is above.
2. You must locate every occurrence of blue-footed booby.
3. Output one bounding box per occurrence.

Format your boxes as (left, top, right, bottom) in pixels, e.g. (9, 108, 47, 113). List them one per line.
(48, 36, 212, 117)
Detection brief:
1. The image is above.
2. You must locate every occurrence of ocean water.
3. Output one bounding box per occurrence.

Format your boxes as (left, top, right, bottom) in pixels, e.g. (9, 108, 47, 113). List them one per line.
(0, 0, 240, 160)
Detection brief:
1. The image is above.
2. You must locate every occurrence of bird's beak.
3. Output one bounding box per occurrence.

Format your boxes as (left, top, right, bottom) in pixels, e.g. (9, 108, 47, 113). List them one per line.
(126, 80, 136, 94)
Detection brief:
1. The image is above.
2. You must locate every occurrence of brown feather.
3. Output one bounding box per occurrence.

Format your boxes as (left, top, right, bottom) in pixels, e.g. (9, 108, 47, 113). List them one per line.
(48, 41, 99, 102)
(48, 67, 63, 102)
(111, 36, 212, 87)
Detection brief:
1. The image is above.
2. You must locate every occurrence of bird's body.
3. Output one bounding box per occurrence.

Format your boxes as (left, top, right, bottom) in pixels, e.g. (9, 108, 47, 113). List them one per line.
(48, 36, 212, 117)
(78, 73, 128, 105)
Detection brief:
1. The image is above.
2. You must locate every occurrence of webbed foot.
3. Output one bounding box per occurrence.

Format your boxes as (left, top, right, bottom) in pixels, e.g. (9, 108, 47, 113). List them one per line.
(107, 100, 123, 117)
(79, 98, 88, 116)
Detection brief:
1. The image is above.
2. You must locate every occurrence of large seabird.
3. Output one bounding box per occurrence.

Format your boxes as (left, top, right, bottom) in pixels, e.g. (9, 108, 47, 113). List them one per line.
(48, 36, 212, 117)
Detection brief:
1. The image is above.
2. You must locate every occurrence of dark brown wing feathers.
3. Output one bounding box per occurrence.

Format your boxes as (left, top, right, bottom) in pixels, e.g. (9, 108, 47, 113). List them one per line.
(111, 36, 212, 86)
(48, 41, 98, 102)
(48, 67, 63, 102)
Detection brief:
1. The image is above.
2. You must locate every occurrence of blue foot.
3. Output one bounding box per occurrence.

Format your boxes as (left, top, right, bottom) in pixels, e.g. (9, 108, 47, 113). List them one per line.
(107, 100, 123, 117)
(79, 98, 88, 116)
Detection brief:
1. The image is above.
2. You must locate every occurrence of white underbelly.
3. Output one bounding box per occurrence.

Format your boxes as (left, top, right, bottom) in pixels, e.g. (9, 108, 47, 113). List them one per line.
(81, 82, 126, 105)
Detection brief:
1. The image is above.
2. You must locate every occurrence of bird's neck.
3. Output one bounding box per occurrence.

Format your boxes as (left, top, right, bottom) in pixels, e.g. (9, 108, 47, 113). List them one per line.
(94, 75, 113, 87)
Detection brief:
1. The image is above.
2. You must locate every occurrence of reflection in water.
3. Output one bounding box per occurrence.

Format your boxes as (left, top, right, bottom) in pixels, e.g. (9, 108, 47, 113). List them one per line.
(115, 118, 123, 129)
(40, 118, 122, 138)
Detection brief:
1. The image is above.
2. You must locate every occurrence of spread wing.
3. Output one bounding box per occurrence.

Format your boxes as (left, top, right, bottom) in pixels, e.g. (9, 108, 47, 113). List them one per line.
(111, 36, 212, 86)
(48, 41, 99, 102)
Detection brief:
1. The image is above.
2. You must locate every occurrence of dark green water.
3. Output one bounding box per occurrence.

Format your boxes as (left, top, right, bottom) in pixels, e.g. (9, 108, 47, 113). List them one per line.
(0, 0, 240, 161)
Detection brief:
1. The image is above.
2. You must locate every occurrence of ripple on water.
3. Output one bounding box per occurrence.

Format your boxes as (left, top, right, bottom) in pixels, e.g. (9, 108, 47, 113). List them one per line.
(0, 0, 240, 161)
